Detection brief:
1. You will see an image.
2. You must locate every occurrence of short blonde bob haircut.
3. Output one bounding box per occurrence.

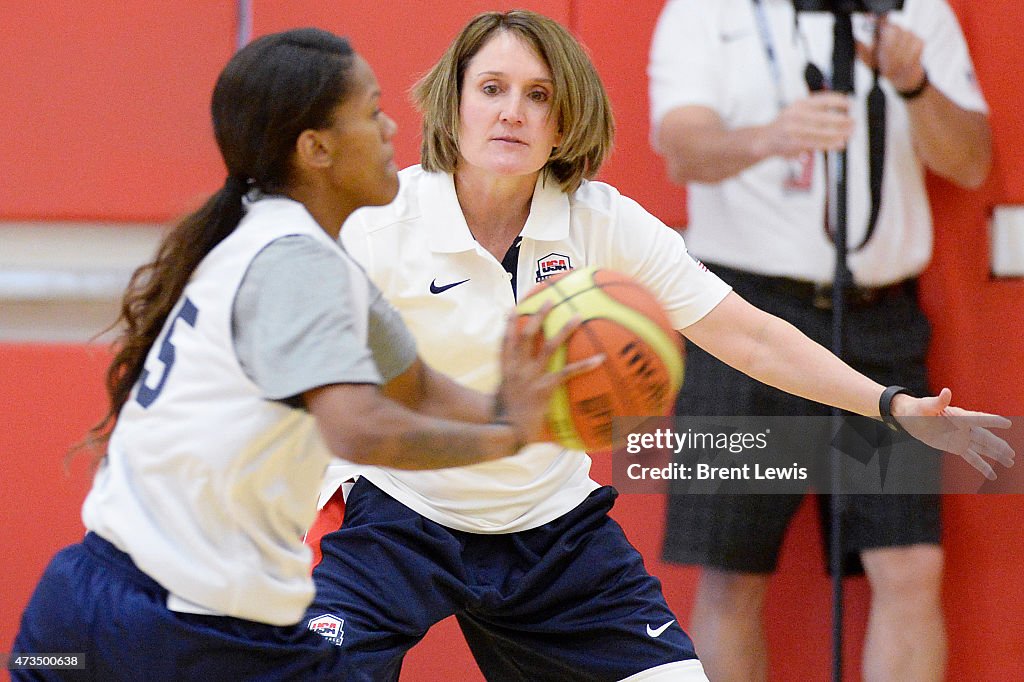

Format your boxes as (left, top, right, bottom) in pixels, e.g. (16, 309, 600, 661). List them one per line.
(413, 10, 614, 193)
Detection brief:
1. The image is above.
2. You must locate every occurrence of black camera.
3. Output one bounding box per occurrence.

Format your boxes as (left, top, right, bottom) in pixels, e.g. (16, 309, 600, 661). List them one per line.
(793, 0, 904, 12)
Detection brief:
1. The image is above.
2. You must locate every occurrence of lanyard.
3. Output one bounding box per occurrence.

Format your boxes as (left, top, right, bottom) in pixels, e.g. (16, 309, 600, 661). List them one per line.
(751, 0, 788, 111)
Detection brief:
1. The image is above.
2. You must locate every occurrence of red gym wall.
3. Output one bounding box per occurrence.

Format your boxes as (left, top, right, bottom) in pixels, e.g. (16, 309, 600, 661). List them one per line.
(2, 1, 1021, 679)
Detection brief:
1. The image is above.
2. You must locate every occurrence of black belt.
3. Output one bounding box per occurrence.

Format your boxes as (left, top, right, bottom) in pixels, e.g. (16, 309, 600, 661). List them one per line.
(708, 264, 917, 311)
(781, 278, 916, 311)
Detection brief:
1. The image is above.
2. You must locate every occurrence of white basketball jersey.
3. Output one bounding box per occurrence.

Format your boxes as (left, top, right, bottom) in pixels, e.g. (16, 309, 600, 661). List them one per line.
(82, 197, 361, 626)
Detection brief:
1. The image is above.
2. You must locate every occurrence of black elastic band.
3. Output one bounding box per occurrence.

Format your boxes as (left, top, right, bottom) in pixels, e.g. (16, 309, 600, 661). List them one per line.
(878, 385, 913, 432)
(897, 71, 930, 100)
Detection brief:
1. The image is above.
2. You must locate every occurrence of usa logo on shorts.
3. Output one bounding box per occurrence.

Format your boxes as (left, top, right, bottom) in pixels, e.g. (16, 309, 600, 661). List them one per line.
(536, 253, 572, 282)
(308, 614, 345, 646)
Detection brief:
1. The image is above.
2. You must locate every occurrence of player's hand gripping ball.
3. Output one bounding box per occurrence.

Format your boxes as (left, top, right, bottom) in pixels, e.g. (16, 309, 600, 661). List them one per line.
(516, 267, 684, 452)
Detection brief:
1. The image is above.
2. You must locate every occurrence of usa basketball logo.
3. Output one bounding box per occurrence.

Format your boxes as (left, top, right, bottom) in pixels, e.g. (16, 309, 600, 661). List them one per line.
(308, 614, 345, 646)
(536, 253, 572, 282)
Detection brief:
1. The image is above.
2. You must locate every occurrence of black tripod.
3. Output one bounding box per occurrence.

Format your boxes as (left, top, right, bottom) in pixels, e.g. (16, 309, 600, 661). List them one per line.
(796, 2, 902, 678)
(826, 11, 856, 681)
(820, 9, 892, 681)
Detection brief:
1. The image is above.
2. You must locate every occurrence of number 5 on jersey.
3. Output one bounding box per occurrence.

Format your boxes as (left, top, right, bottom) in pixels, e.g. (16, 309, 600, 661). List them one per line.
(135, 298, 199, 408)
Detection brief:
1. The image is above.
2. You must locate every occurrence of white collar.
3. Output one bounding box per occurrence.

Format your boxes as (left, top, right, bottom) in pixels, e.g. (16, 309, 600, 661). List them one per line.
(419, 170, 571, 253)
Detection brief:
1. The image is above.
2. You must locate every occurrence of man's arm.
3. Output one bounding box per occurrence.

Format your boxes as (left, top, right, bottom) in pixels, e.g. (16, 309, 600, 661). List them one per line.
(857, 16, 992, 188)
(654, 93, 854, 185)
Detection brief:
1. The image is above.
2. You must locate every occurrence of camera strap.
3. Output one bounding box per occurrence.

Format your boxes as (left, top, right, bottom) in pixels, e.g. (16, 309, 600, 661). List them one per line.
(863, 19, 887, 252)
(753, 0, 888, 252)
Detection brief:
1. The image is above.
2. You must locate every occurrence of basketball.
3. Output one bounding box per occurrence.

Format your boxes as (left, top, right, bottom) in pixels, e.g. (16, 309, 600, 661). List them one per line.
(515, 267, 684, 452)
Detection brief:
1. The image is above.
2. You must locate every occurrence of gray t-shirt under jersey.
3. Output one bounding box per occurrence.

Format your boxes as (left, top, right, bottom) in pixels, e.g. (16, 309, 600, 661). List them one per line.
(233, 234, 417, 402)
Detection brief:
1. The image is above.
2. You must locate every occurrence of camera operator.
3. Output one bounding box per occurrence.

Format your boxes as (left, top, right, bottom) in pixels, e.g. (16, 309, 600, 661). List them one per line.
(648, 0, 990, 680)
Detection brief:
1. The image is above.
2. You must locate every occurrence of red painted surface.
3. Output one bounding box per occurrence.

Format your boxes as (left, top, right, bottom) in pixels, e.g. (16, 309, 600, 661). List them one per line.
(0, 2, 233, 222)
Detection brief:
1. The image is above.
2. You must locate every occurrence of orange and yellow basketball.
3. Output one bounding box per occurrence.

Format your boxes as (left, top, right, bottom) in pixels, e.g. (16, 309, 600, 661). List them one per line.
(516, 267, 684, 452)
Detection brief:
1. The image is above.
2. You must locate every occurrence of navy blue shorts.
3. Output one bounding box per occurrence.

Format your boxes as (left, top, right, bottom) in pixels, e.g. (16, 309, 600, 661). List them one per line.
(12, 532, 346, 681)
(307, 479, 699, 681)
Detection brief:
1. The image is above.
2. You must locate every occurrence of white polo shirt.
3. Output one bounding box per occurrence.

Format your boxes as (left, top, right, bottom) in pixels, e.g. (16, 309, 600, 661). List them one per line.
(323, 165, 730, 533)
(648, 0, 987, 285)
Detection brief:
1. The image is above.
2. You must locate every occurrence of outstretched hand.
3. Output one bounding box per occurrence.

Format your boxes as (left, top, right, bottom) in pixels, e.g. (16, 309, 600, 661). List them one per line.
(892, 388, 1015, 480)
(495, 304, 603, 448)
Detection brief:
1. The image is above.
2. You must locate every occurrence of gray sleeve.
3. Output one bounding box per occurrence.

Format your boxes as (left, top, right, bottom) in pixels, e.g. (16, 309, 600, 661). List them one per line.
(365, 275, 418, 383)
(233, 235, 415, 402)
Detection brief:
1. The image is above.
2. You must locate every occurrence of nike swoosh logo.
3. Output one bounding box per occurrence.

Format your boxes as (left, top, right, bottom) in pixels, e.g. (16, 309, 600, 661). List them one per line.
(429, 278, 470, 294)
(646, 620, 675, 638)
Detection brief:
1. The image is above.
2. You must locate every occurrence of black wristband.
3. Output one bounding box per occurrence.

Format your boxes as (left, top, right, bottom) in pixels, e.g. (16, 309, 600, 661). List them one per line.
(897, 71, 929, 100)
(879, 385, 913, 432)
